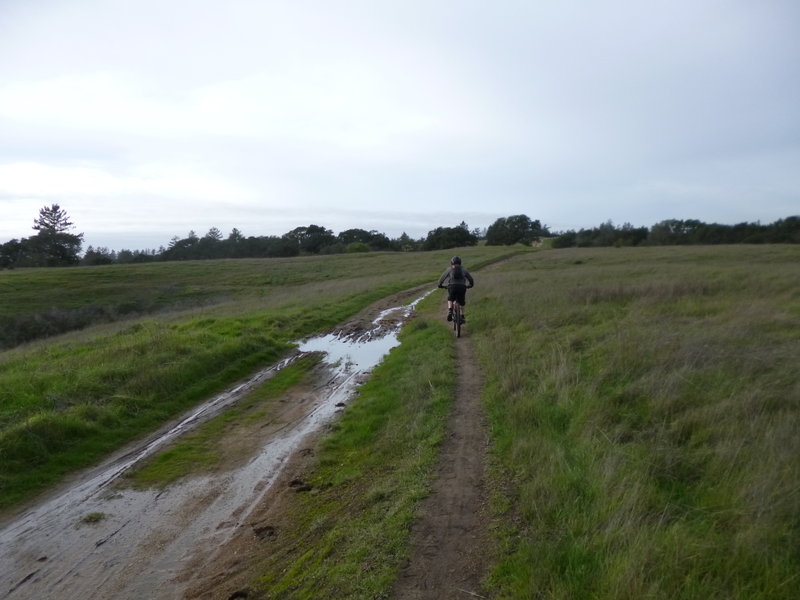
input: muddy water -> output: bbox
[0,292,431,600]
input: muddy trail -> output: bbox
[1,284,490,600]
[393,335,490,600]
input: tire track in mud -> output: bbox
[190,281,498,599]
[392,333,490,600]
[1,280,496,600]
[0,286,434,600]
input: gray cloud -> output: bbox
[1,0,798,250]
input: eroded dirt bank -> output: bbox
[0,285,432,600]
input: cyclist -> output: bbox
[437,256,474,323]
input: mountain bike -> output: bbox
[438,285,469,338]
[452,300,463,338]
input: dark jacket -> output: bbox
[439,265,474,288]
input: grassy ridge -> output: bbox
[469,245,800,599]
[0,253,461,348]
[0,247,512,510]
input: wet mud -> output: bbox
[0,286,432,600]
[392,335,490,599]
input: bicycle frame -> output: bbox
[439,283,466,338]
[452,301,463,337]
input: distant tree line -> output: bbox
[81,222,483,266]
[2,205,797,270]
[1,206,499,268]
[552,217,800,248]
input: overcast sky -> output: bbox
[1,0,798,251]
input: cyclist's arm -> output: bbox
[466,271,474,287]
[438,270,450,287]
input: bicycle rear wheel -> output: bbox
[454,303,462,337]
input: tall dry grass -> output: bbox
[470,245,800,599]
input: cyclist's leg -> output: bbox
[457,287,467,322]
[447,286,453,321]
[450,285,467,323]
[446,285,456,320]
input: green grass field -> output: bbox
[0,247,515,509]
[470,245,800,599]
[0,251,508,348]
[2,244,798,599]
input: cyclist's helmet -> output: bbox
[451,256,462,265]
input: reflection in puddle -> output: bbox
[298,291,430,380]
[299,331,399,372]
[0,291,432,600]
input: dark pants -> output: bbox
[447,284,467,306]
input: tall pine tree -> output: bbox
[31,204,84,266]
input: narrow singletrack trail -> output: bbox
[393,332,490,599]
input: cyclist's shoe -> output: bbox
[447,309,453,322]
[459,316,466,324]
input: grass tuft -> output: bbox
[127,356,320,487]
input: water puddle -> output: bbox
[0,290,432,600]
[299,296,424,371]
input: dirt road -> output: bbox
[1,285,490,599]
